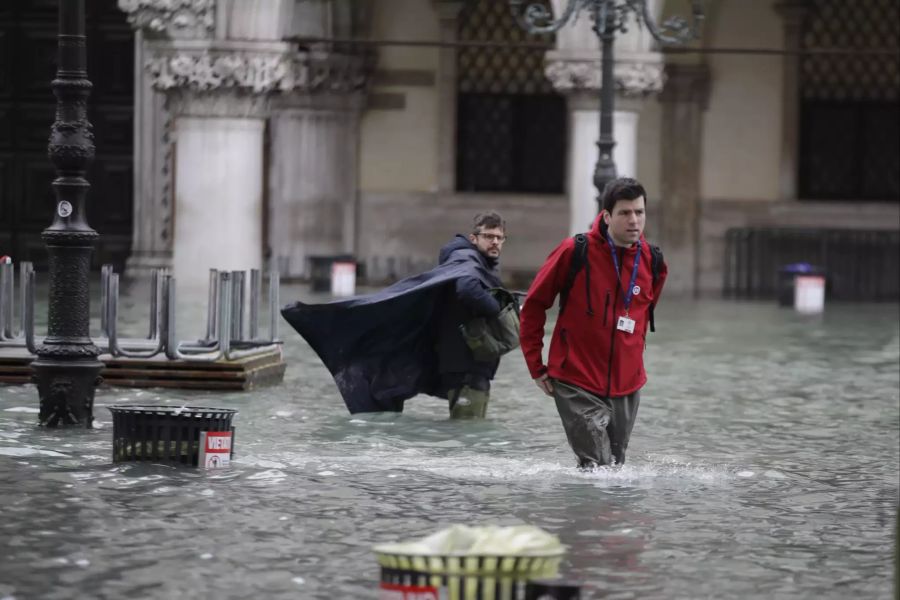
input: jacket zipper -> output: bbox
[605,251,622,399]
[602,290,610,327]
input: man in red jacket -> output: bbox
[519,177,667,468]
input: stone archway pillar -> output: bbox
[658,63,710,297]
[119,0,372,287]
[543,4,665,234]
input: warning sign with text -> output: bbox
[198,431,232,469]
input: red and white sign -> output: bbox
[378,582,442,600]
[198,431,232,469]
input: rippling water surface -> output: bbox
[1,283,898,599]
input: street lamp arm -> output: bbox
[509,0,581,34]
[508,0,706,214]
[631,0,704,45]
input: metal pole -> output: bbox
[148,268,160,340]
[31,0,103,428]
[249,269,260,341]
[231,270,245,343]
[19,262,33,338]
[205,268,219,342]
[100,264,112,338]
[0,261,12,339]
[509,0,702,214]
[268,270,280,342]
[593,11,617,212]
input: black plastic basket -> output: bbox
[108,405,237,466]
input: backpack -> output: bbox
[558,234,664,331]
[459,288,521,361]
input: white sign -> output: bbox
[794,275,825,314]
[331,261,357,297]
[198,431,232,469]
[57,200,73,218]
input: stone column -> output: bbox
[170,104,266,289]
[773,0,812,201]
[434,0,465,192]
[121,0,371,285]
[119,0,218,277]
[268,94,364,278]
[658,64,710,297]
[145,44,293,290]
[266,0,372,278]
[126,29,174,276]
[563,94,644,232]
[544,6,665,235]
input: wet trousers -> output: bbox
[551,379,640,468]
[447,386,490,419]
[440,374,491,419]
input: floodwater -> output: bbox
[1,282,898,599]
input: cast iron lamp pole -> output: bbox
[509,0,703,212]
[31,0,103,428]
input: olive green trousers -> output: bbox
[448,386,490,419]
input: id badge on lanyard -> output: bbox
[616,315,636,333]
[607,234,641,335]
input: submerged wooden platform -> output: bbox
[0,346,286,391]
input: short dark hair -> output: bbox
[601,177,647,214]
[472,210,505,234]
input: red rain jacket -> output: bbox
[519,214,667,398]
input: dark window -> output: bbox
[456,0,566,194]
[800,102,899,199]
[0,0,134,270]
[798,0,899,200]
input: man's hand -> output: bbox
[534,374,554,396]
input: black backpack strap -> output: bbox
[648,244,664,332]
[583,237,594,316]
[559,233,588,316]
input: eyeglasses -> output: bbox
[475,233,507,243]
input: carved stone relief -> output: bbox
[145,50,373,94]
[117,0,215,39]
[545,59,665,96]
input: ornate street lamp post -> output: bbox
[509,0,703,211]
[31,0,103,427]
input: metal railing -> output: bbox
[723,227,900,301]
[0,262,281,362]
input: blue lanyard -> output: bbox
[606,233,641,314]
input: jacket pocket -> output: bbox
[560,328,570,368]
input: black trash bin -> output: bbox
[108,405,236,466]
[777,263,826,307]
[308,254,356,292]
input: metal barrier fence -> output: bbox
[0,262,281,362]
[723,227,900,301]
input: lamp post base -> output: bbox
[33,359,103,428]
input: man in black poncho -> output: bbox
[281,211,508,418]
[434,211,505,418]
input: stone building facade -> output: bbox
[6,1,894,296]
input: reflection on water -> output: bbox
[1,284,898,599]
